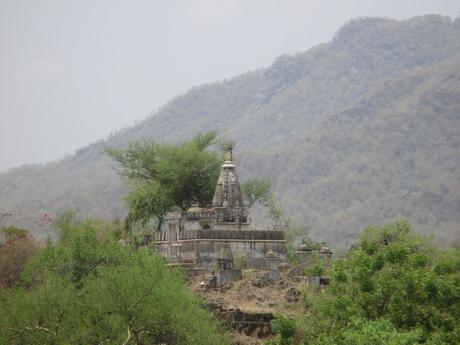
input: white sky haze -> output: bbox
[1,0,459,172]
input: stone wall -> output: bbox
[215,270,243,286]
[147,227,286,268]
[181,229,284,240]
[181,239,285,267]
[152,238,285,268]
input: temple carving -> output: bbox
[212,157,248,223]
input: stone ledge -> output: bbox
[181,229,285,240]
[177,239,287,243]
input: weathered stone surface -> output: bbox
[216,270,243,287]
[251,272,271,287]
[208,302,273,338]
[285,287,301,303]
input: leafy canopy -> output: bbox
[241,178,272,208]
[0,218,229,345]
[276,220,460,345]
[107,131,222,227]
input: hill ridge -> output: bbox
[1,15,459,249]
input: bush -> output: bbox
[0,227,39,289]
[318,318,422,345]
[235,253,248,269]
[0,219,229,345]
[269,316,297,345]
[298,221,460,344]
[307,264,324,277]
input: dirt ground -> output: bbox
[188,269,307,344]
[190,269,305,315]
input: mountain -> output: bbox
[1,15,459,250]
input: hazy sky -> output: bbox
[1,0,459,172]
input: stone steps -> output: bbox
[200,274,217,290]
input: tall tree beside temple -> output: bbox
[106,131,222,228]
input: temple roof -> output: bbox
[212,156,245,211]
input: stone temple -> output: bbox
[150,155,286,268]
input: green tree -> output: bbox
[0,218,229,345]
[241,178,272,208]
[107,131,222,228]
[241,178,286,230]
[53,209,78,244]
[268,316,297,345]
[296,220,460,345]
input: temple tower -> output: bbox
[212,155,247,223]
[154,149,286,268]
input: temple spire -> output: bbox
[212,150,247,223]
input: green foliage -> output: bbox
[268,316,297,345]
[238,176,288,231]
[307,263,324,277]
[53,209,78,244]
[296,221,460,345]
[0,226,29,242]
[241,178,273,208]
[268,198,284,225]
[285,243,301,265]
[125,181,172,229]
[234,253,248,269]
[0,219,229,345]
[284,224,324,265]
[301,238,323,251]
[318,318,422,345]
[107,131,222,227]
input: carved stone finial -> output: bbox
[224,151,232,161]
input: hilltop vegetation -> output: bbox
[0,15,459,249]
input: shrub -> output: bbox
[269,316,297,345]
[0,220,229,345]
[298,221,460,345]
[235,253,248,269]
[0,227,39,289]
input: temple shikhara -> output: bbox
[149,154,286,269]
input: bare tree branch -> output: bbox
[127,273,158,313]
[122,326,131,345]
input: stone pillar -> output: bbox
[170,244,182,263]
[319,246,333,268]
[265,249,280,281]
[214,243,242,287]
[217,243,234,270]
[296,244,313,267]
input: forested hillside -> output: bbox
[1,15,459,249]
